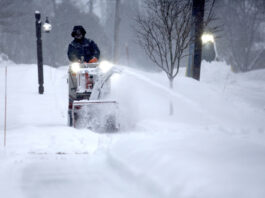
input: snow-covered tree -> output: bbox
[136,0,216,114]
[136,0,193,89]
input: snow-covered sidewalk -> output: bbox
[0,62,265,198]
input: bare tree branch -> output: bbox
[136,0,217,81]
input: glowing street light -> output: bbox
[201,33,214,44]
[43,17,52,33]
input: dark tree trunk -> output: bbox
[89,0,94,14]
[169,78,174,115]
[187,0,205,80]
[113,0,121,63]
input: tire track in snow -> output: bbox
[106,151,168,198]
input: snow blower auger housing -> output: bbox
[67,61,119,131]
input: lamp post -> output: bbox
[34,11,52,94]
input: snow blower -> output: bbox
[67,61,120,131]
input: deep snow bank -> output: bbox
[111,61,265,132]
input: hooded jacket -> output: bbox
[67,26,100,62]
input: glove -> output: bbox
[89,57,98,63]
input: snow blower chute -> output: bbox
[67,61,119,131]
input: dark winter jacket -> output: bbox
[67,38,100,62]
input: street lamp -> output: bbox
[34,11,52,94]
[201,33,214,44]
[43,17,52,33]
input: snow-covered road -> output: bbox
[0,61,265,198]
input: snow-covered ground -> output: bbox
[0,60,265,198]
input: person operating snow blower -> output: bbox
[67,26,119,131]
[67,25,100,63]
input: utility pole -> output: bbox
[35,11,44,94]
[113,0,121,63]
[186,0,205,80]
